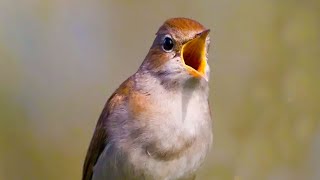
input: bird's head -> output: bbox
[140,17,211,85]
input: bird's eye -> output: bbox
[162,36,174,52]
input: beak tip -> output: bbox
[200,29,210,37]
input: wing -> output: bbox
[82,78,133,180]
[82,94,113,180]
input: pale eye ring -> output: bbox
[162,35,174,52]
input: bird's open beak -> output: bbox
[181,29,210,80]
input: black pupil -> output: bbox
[163,37,173,51]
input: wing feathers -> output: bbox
[82,78,133,180]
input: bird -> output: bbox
[82,17,213,180]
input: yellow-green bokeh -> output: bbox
[0,0,319,180]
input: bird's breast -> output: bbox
[97,78,213,179]
[124,86,212,179]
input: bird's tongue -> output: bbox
[181,30,209,78]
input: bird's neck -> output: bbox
[134,70,209,96]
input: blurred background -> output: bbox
[0,0,319,179]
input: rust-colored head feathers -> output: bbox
[158,18,206,41]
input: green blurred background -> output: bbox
[0,0,319,180]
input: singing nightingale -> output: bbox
[83,17,213,180]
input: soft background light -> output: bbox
[0,0,319,180]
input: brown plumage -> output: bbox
[83,17,212,180]
[83,78,133,180]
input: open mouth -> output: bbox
[181,29,209,79]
